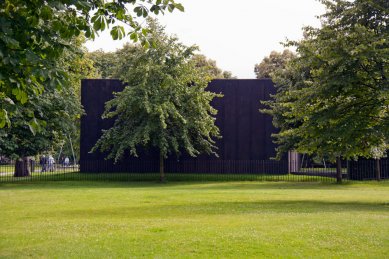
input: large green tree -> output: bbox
[0,0,183,129]
[0,83,82,177]
[92,20,221,182]
[263,0,388,182]
[0,36,96,176]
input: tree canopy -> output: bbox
[254,50,295,79]
[0,0,183,129]
[191,54,236,79]
[86,50,118,79]
[88,48,235,79]
[263,0,388,181]
[0,36,97,175]
[92,20,222,181]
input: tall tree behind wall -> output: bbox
[191,54,236,79]
[86,50,118,79]
[254,50,296,79]
[88,48,235,79]
[92,19,222,182]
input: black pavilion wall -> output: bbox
[80,79,287,173]
[348,159,389,180]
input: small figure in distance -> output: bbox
[64,157,70,167]
[40,154,47,173]
[48,155,55,172]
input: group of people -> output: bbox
[39,155,71,173]
[39,155,55,172]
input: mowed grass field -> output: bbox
[0,181,388,258]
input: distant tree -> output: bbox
[92,20,221,182]
[254,50,296,79]
[110,43,144,79]
[263,0,389,182]
[192,54,235,79]
[192,54,221,78]
[87,50,118,79]
[89,49,235,80]
[222,71,237,79]
[0,0,183,129]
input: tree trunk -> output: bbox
[159,151,165,183]
[375,158,381,181]
[14,157,30,177]
[336,157,342,183]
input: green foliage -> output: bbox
[0,37,94,159]
[191,54,236,79]
[0,0,183,129]
[59,37,99,159]
[0,86,81,159]
[254,50,296,79]
[87,50,118,79]
[108,43,145,79]
[88,49,235,80]
[92,19,221,162]
[264,0,389,161]
[222,71,236,79]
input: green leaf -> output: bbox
[142,8,148,18]
[134,6,143,17]
[51,1,66,10]
[130,32,138,42]
[93,20,101,31]
[40,5,53,20]
[20,91,28,104]
[111,27,119,40]
[175,3,184,12]
[27,118,40,136]
[143,40,150,49]
[116,9,125,20]
[0,109,10,128]
[2,36,20,48]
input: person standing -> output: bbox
[64,157,70,167]
[40,155,47,173]
[48,155,55,172]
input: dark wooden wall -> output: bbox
[348,159,389,180]
[80,79,286,173]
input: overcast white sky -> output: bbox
[85,0,325,79]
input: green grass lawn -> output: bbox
[1,181,388,258]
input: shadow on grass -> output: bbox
[57,199,389,219]
[0,179,347,191]
[1,177,388,192]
